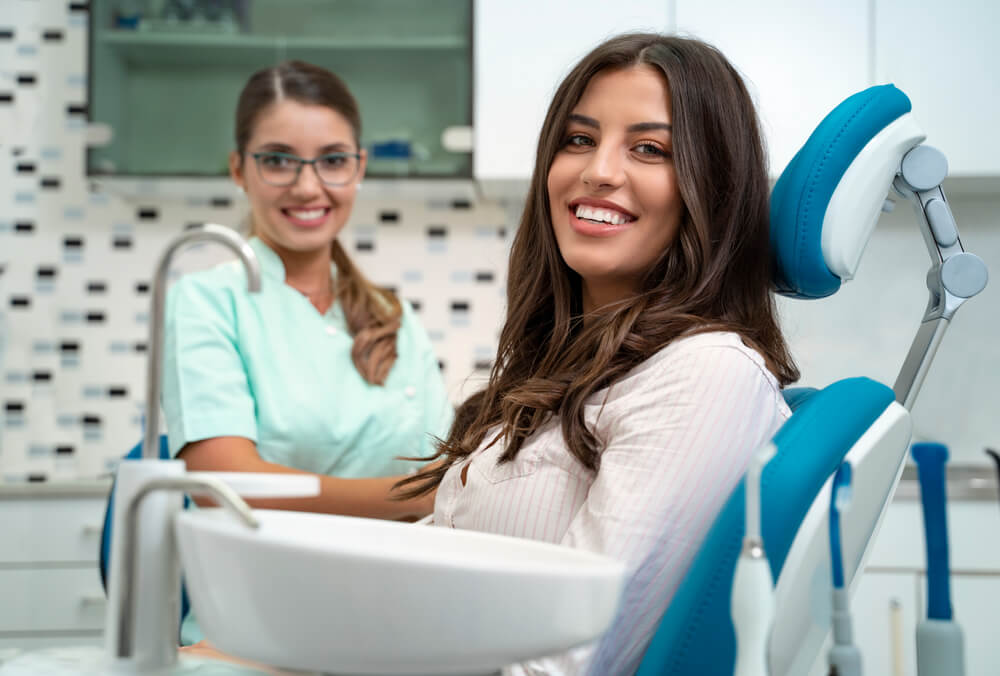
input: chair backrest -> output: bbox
[637,84,925,675]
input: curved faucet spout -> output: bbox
[143,224,261,460]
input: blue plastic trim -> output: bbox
[637,377,895,676]
[829,462,853,590]
[911,442,953,621]
[770,85,911,299]
[99,436,192,628]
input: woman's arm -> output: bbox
[179,436,435,519]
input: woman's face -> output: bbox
[547,65,683,312]
[230,99,366,257]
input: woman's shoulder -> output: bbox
[629,331,779,389]
[170,259,257,298]
[166,261,257,323]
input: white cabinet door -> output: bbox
[473,0,670,181]
[875,0,1000,176]
[0,498,107,564]
[852,571,921,676]
[802,570,920,676]
[866,502,1000,573]
[950,575,1000,676]
[674,0,870,176]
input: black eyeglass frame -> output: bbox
[248,150,363,187]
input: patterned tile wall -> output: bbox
[0,1,517,481]
[3,2,999,480]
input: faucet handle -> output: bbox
[186,472,320,498]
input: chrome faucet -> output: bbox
[109,223,263,664]
[142,223,261,459]
[116,475,259,659]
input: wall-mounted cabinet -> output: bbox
[473,0,669,182]
[875,0,1000,177]
[673,0,870,176]
[88,0,473,179]
[474,0,998,184]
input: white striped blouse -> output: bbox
[431,331,792,675]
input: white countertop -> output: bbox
[0,478,113,499]
[0,467,995,502]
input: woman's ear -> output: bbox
[229,150,245,191]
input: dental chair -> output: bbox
[637,84,987,675]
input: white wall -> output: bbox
[779,190,1000,465]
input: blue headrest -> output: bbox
[770,85,911,298]
[637,377,895,675]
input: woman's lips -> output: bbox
[568,206,633,237]
[282,207,331,228]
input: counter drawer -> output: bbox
[0,498,107,564]
[0,567,106,632]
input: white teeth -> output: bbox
[289,208,325,220]
[574,205,630,225]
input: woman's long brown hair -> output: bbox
[399,34,799,496]
[235,60,401,384]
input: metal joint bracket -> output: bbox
[891,145,988,409]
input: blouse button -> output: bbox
[325,326,338,336]
[404,386,416,398]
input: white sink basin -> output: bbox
[174,509,625,675]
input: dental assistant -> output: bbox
[162,61,452,526]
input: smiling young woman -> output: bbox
[161,61,453,645]
[397,33,800,674]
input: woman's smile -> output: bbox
[281,206,333,228]
[567,198,637,237]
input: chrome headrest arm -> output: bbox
[891,145,988,410]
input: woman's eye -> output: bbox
[634,143,669,158]
[320,155,347,168]
[262,154,292,168]
[564,134,594,148]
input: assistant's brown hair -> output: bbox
[400,33,799,496]
[235,60,401,385]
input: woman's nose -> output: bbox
[580,144,625,189]
[291,163,324,196]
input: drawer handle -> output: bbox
[81,524,103,537]
[80,595,107,607]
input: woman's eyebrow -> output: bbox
[567,114,671,133]
[318,143,353,153]
[627,121,672,133]
[568,113,599,129]
[256,142,295,152]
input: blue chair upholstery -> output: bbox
[638,84,915,675]
[99,436,191,628]
[780,386,817,412]
[637,378,893,674]
[770,84,911,299]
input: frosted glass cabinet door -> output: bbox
[473,0,669,181]
[674,0,870,176]
[88,0,473,178]
[875,0,1000,176]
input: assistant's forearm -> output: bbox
[189,455,428,519]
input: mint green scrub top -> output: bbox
[163,236,453,473]
[162,237,454,645]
